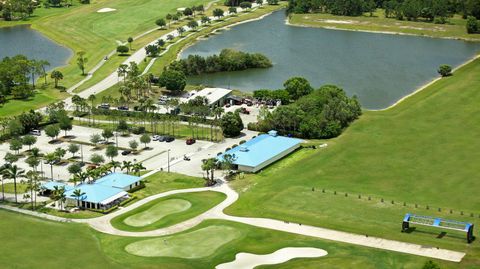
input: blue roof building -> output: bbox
[41,182,74,192]
[65,184,128,206]
[95,173,142,190]
[218,131,303,173]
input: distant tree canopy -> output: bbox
[168,49,272,76]
[287,0,480,22]
[251,81,362,139]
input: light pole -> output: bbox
[167,149,170,173]
[80,144,84,164]
[115,131,119,147]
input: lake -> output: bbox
[0,25,72,71]
[181,11,480,109]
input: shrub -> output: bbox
[466,16,479,34]
[438,64,452,77]
[116,45,129,55]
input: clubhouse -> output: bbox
[41,173,142,210]
[218,130,303,173]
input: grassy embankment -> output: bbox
[0,0,212,117]
[111,191,226,231]
[289,9,480,41]
[0,209,435,269]
[226,57,480,267]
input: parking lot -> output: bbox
[0,125,258,182]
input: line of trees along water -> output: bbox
[287,0,480,26]
[169,49,272,76]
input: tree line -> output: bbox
[0,55,50,101]
[249,77,362,139]
[167,49,272,76]
[1,0,90,21]
[287,0,480,26]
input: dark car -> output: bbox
[117,106,129,111]
[186,138,196,145]
[121,150,132,156]
[165,136,175,142]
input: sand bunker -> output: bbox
[97,8,116,13]
[216,247,328,269]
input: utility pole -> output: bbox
[167,149,170,173]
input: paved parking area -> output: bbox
[0,125,258,181]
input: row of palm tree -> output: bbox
[69,160,146,186]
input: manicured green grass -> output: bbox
[111,191,226,231]
[101,219,440,269]
[0,209,446,268]
[125,225,242,258]
[0,88,69,117]
[226,57,480,266]
[0,209,122,269]
[289,9,480,41]
[2,183,29,194]
[134,171,205,200]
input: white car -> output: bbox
[30,129,41,136]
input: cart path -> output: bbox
[1,180,465,262]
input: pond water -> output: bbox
[0,25,72,71]
[181,11,480,109]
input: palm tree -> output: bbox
[3,164,25,203]
[213,107,224,141]
[25,170,40,210]
[0,164,7,201]
[72,189,85,208]
[50,70,63,88]
[117,64,128,83]
[88,94,96,125]
[122,161,133,175]
[109,161,121,172]
[53,186,66,210]
[132,162,146,176]
[44,153,59,180]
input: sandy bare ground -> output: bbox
[97,8,116,13]
[215,247,327,269]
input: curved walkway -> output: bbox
[1,179,463,262]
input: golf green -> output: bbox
[111,191,226,232]
[124,199,192,227]
[124,225,242,258]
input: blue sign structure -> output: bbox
[402,213,475,243]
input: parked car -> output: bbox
[117,106,129,111]
[183,155,191,161]
[152,135,160,141]
[158,135,166,142]
[98,103,110,109]
[186,138,196,145]
[240,107,250,115]
[165,136,175,142]
[30,129,41,136]
[121,150,132,156]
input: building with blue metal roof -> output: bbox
[218,130,303,173]
[41,173,141,210]
[95,173,142,191]
[65,184,128,210]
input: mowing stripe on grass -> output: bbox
[124,199,191,227]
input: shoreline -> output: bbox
[368,53,480,112]
[285,17,480,43]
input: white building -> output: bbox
[187,88,232,107]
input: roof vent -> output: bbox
[268,130,278,137]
